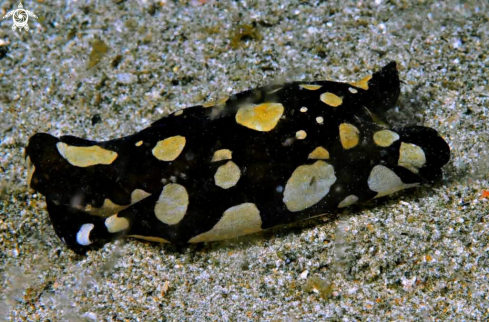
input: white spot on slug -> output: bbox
[76,223,95,246]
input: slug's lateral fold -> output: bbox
[25,62,450,253]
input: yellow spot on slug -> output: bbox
[398,142,426,174]
[152,136,186,161]
[338,195,359,208]
[350,75,372,90]
[154,184,189,225]
[299,84,322,90]
[105,215,130,233]
[348,87,358,94]
[127,235,170,243]
[88,189,151,216]
[320,92,343,107]
[235,102,284,132]
[308,147,330,160]
[131,189,152,204]
[368,165,418,198]
[57,142,118,167]
[211,149,233,162]
[339,123,360,149]
[316,117,324,124]
[174,110,183,116]
[188,203,262,243]
[373,130,400,147]
[88,199,123,216]
[135,140,143,147]
[296,130,307,140]
[283,161,337,212]
[214,161,241,189]
[300,107,308,113]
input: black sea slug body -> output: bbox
[25,62,450,253]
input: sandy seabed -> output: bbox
[0,1,488,321]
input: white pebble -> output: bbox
[117,73,137,84]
